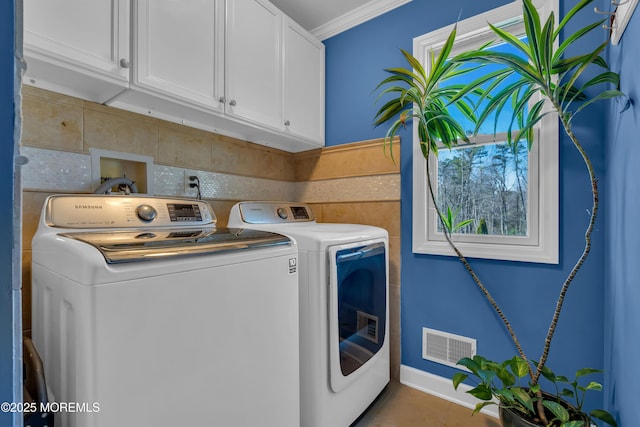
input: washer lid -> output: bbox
[58,227,291,264]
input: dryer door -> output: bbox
[328,239,387,393]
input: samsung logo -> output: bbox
[74,204,103,209]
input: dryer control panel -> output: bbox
[234,202,316,224]
[45,195,216,229]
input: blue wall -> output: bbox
[325,0,610,415]
[0,0,16,425]
[604,3,640,425]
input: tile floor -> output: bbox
[352,381,501,427]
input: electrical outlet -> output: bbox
[183,170,195,195]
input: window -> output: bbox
[436,136,529,237]
[412,0,559,263]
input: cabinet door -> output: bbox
[23,0,129,101]
[284,19,325,145]
[133,0,224,112]
[226,0,283,130]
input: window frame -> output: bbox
[411,0,559,264]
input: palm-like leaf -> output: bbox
[373,26,473,157]
[451,0,623,148]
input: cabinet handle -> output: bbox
[219,97,226,103]
[284,120,291,126]
[229,99,237,107]
[119,58,130,68]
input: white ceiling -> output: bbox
[270,0,412,40]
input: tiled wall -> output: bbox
[20,86,402,379]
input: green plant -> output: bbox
[373,0,623,425]
[440,206,474,233]
[453,355,617,427]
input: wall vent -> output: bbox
[422,327,476,371]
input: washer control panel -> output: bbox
[236,202,316,224]
[45,195,216,228]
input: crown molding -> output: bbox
[311,0,412,41]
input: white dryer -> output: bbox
[228,201,389,427]
[31,195,300,427]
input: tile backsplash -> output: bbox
[22,145,296,200]
[21,147,92,192]
[296,174,400,203]
[156,165,295,201]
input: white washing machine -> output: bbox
[31,195,300,427]
[228,201,390,427]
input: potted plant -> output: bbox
[373,0,622,425]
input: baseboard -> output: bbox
[399,364,499,419]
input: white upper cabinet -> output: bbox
[225,0,283,131]
[129,0,225,113]
[23,0,325,152]
[225,2,325,145]
[23,0,130,103]
[283,18,325,144]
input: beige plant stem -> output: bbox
[532,101,599,385]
